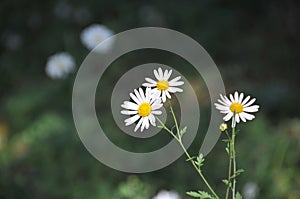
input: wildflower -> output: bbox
[242,182,259,199]
[152,190,181,199]
[219,123,228,132]
[215,91,259,127]
[121,87,162,132]
[142,67,184,102]
[80,24,114,53]
[45,52,75,79]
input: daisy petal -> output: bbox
[240,112,255,121]
[165,70,172,80]
[158,67,163,79]
[165,91,171,99]
[239,93,244,103]
[125,114,140,126]
[241,96,251,105]
[162,91,166,102]
[134,89,143,103]
[234,91,239,102]
[168,87,183,93]
[152,110,162,115]
[169,81,184,86]
[134,118,143,132]
[142,83,155,87]
[121,110,138,115]
[145,77,157,84]
[223,112,233,121]
[163,69,169,80]
[154,69,160,80]
[130,93,141,104]
[243,105,259,113]
[121,101,139,110]
[169,76,181,83]
[149,114,156,126]
[244,98,256,107]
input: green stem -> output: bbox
[225,145,232,199]
[231,126,236,199]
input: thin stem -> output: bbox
[157,101,219,199]
[225,145,232,199]
[231,126,236,199]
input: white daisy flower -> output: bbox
[121,87,163,132]
[45,52,75,79]
[142,67,184,102]
[152,190,181,199]
[80,24,114,53]
[214,91,259,128]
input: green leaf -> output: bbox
[236,192,243,199]
[198,191,215,199]
[179,126,187,136]
[186,191,201,197]
[157,125,164,129]
[236,169,245,175]
[195,153,205,169]
[225,143,230,155]
[222,179,230,186]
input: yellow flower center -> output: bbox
[138,103,152,117]
[230,103,243,113]
[156,80,169,91]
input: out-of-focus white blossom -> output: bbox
[45,52,75,79]
[80,24,114,53]
[242,182,259,199]
[152,190,181,199]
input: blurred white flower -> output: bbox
[242,182,259,199]
[45,52,75,79]
[80,24,114,53]
[153,190,181,199]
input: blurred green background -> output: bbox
[0,0,300,198]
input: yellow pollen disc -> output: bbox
[230,103,243,114]
[156,80,169,91]
[138,103,152,117]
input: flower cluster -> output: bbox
[121,67,184,132]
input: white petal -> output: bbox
[240,112,255,121]
[162,91,166,102]
[121,101,138,110]
[165,70,172,80]
[235,114,240,123]
[163,69,169,80]
[125,114,140,126]
[145,117,150,129]
[158,67,163,79]
[223,112,233,121]
[217,99,229,106]
[149,114,156,126]
[142,83,156,87]
[134,89,143,103]
[134,118,143,132]
[243,105,259,113]
[215,104,229,111]
[138,87,146,102]
[152,110,162,115]
[229,94,235,103]
[130,93,141,104]
[145,77,157,84]
[121,110,138,115]
[169,81,184,86]
[242,96,251,105]
[152,103,163,110]
[220,94,231,106]
[234,91,239,102]
[165,91,171,99]
[239,113,246,122]
[169,76,181,83]
[239,93,244,103]
[168,87,183,93]
[244,98,256,107]
[153,69,160,80]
